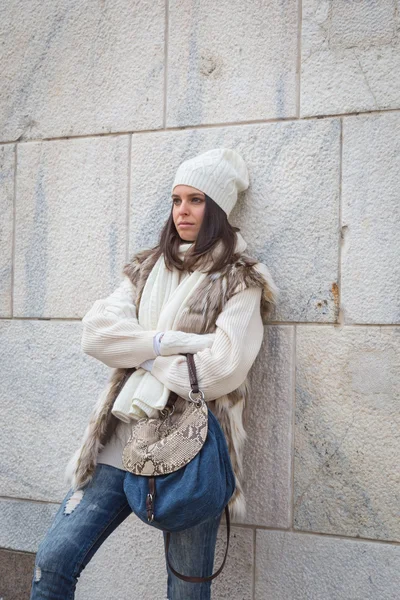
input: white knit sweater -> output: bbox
[81,272,264,470]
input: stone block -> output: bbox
[76,515,166,600]
[77,516,254,600]
[0,145,14,317]
[0,548,36,600]
[166,0,298,126]
[241,326,294,528]
[342,112,400,324]
[130,119,340,322]
[301,0,400,116]
[0,499,58,552]
[0,0,165,141]
[213,525,254,600]
[255,529,400,600]
[0,319,109,502]
[14,135,129,318]
[295,325,400,541]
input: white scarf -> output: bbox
[111,232,247,422]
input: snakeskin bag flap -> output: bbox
[122,354,208,476]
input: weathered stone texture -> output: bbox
[166,0,298,126]
[301,0,400,116]
[130,118,340,322]
[255,530,400,600]
[242,325,294,528]
[0,0,165,141]
[213,525,254,600]
[295,325,400,542]
[76,517,253,600]
[0,145,15,317]
[14,135,129,318]
[0,548,36,600]
[342,112,400,324]
[0,320,109,502]
[0,499,59,553]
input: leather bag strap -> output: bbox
[164,354,231,582]
[164,505,231,583]
[186,353,199,394]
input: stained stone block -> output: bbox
[0,145,14,317]
[0,548,36,600]
[342,112,400,324]
[166,0,297,126]
[130,119,340,322]
[14,135,129,318]
[0,499,58,552]
[295,325,400,542]
[241,326,293,528]
[0,0,165,141]
[301,0,400,116]
[255,530,400,600]
[0,320,109,502]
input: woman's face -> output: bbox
[171,185,206,242]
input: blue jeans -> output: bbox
[29,464,221,600]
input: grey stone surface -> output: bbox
[0,0,165,141]
[0,499,58,552]
[213,525,254,600]
[130,119,341,322]
[0,145,15,318]
[58,515,166,600]
[14,135,129,318]
[76,515,253,600]
[341,112,400,324]
[0,548,36,600]
[301,0,400,116]
[255,529,400,600]
[241,326,294,528]
[0,319,109,502]
[295,325,400,542]
[166,0,297,126]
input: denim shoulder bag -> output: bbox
[122,353,236,583]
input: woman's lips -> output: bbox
[179,223,194,227]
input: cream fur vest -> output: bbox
[65,245,278,520]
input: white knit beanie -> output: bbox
[171,148,249,217]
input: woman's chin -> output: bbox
[178,233,196,243]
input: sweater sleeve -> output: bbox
[81,277,217,368]
[150,286,264,401]
[81,277,158,368]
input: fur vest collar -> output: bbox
[65,245,278,520]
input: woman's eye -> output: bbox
[172,198,203,204]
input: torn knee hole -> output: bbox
[34,566,42,582]
[64,489,84,515]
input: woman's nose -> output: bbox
[178,202,190,214]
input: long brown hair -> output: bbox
[151,194,241,275]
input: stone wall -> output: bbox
[0,1,399,599]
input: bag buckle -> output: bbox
[146,493,154,522]
[188,389,205,408]
[160,404,176,419]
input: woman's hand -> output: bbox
[139,358,155,372]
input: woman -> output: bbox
[30,148,278,600]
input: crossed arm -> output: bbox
[81,276,264,400]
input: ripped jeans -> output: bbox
[29,464,221,600]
